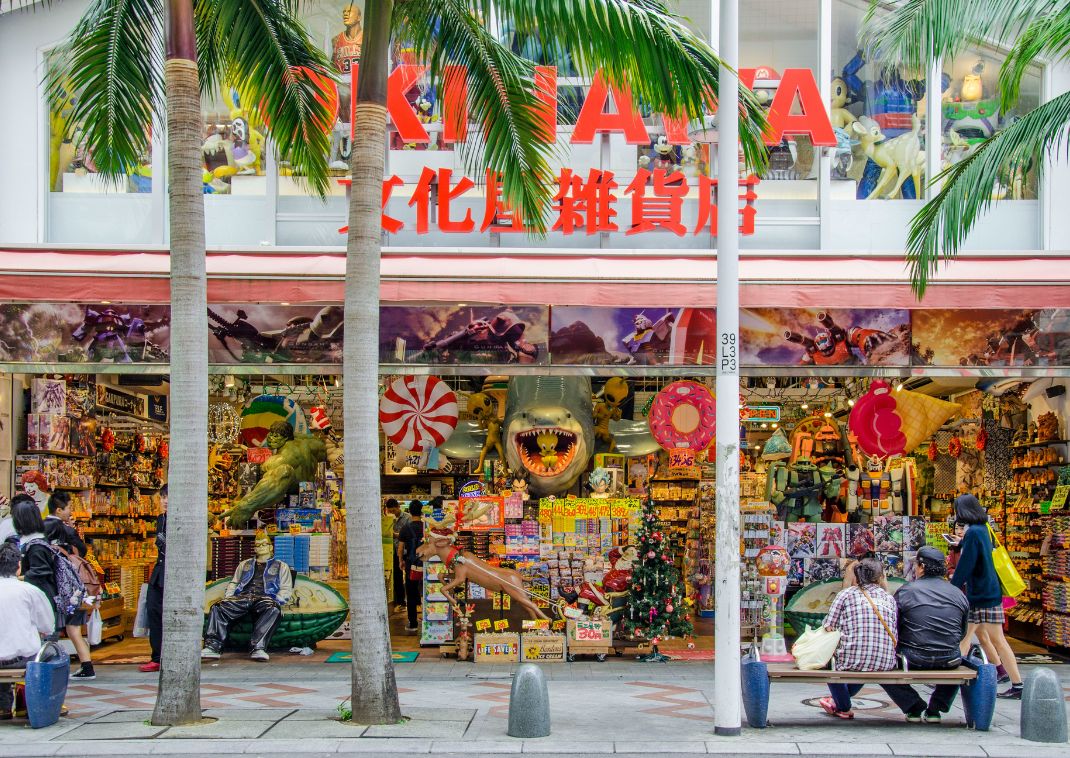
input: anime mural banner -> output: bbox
[912,309,1070,367]
[739,308,911,367]
[207,305,344,364]
[0,303,170,364]
[380,305,549,365]
[550,307,717,365]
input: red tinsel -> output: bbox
[976,428,988,451]
[101,427,115,452]
[158,441,169,459]
[949,435,962,459]
[927,440,938,461]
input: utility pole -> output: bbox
[713,0,742,737]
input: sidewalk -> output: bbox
[1,660,1068,757]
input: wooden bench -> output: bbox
[741,656,997,731]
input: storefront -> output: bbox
[0,296,1068,660]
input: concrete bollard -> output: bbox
[507,663,551,738]
[1021,668,1069,743]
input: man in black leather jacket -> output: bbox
[881,546,969,723]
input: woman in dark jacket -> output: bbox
[949,494,1021,699]
[12,498,58,626]
[139,486,167,673]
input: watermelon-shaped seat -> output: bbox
[202,575,348,650]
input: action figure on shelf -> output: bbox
[508,470,531,501]
[222,422,326,526]
[202,531,293,661]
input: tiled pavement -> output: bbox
[0,660,1068,756]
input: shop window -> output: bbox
[832,0,926,200]
[46,51,152,195]
[200,89,267,197]
[942,49,1041,200]
[742,0,819,194]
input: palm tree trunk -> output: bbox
[343,0,401,725]
[152,0,209,727]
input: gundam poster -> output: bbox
[739,308,911,367]
[207,304,344,364]
[549,307,717,365]
[380,304,549,365]
[0,303,169,363]
[911,309,1070,367]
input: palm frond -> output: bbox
[863,0,1059,70]
[1000,7,1070,109]
[905,92,1070,297]
[45,0,164,182]
[197,0,334,197]
[475,0,769,173]
[397,0,560,232]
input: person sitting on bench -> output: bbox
[881,546,969,723]
[201,532,293,662]
[819,557,899,719]
[0,543,56,719]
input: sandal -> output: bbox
[819,696,854,719]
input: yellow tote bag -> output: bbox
[988,523,1026,598]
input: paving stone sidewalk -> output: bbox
[0,660,1067,756]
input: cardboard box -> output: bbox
[521,633,566,662]
[474,632,520,663]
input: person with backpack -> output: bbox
[396,500,425,633]
[139,486,166,673]
[12,498,94,680]
[45,492,96,680]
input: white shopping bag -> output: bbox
[791,625,841,670]
[87,608,103,645]
[132,583,150,638]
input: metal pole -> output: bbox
[714,0,742,737]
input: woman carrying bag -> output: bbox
[949,494,1023,700]
[818,557,898,719]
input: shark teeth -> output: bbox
[515,427,578,477]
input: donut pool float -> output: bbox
[648,380,716,450]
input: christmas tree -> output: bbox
[621,497,693,660]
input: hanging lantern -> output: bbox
[976,427,988,451]
[949,434,963,458]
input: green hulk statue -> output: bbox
[223,421,326,526]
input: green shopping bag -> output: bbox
[988,523,1026,598]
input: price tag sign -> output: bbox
[475,619,492,632]
[1052,485,1070,510]
[551,619,565,631]
[493,619,510,632]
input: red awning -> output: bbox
[0,246,1067,308]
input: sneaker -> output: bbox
[138,661,161,673]
[250,649,269,662]
[905,710,924,723]
[997,685,1023,700]
[923,710,942,724]
[200,647,221,660]
[997,673,1010,684]
[394,605,407,613]
[818,697,854,719]
[404,626,419,633]
[71,666,96,680]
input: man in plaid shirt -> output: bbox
[819,558,899,718]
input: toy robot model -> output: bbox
[623,312,675,365]
[784,312,893,366]
[72,306,167,363]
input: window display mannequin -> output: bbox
[331,3,363,74]
[201,532,293,661]
[21,471,51,515]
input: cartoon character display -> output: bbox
[588,467,612,498]
[222,421,327,525]
[638,136,681,172]
[851,115,923,200]
[784,312,894,366]
[467,392,503,473]
[21,471,51,515]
